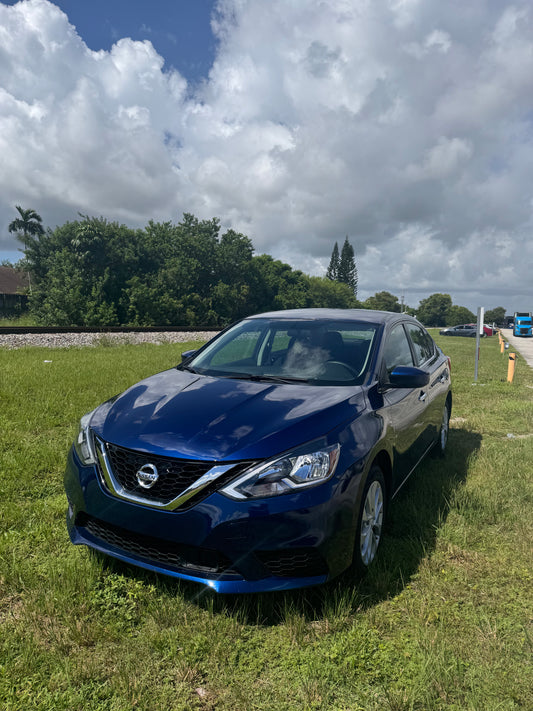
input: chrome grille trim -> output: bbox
[93,434,238,511]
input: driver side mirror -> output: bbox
[181,349,197,362]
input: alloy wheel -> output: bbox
[359,479,384,566]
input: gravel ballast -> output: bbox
[0,331,219,350]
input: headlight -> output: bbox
[73,410,96,465]
[220,443,340,500]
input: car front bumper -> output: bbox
[64,448,361,593]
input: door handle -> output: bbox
[419,391,427,402]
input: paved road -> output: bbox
[500,328,533,369]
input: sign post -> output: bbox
[474,307,484,381]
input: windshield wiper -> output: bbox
[216,372,311,384]
[258,374,312,384]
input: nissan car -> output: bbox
[65,309,452,593]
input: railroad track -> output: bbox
[0,325,219,335]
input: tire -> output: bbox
[432,401,450,458]
[354,465,386,571]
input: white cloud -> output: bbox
[0,0,532,312]
[406,137,473,180]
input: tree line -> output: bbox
[6,206,506,327]
[8,211,357,326]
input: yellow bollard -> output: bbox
[507,352,516,383]
[500,339,505,354]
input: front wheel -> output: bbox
[354,466,386,571]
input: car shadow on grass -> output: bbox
[197,427,482,625]
[98,427,482,626]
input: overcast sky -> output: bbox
[1,0,532,312]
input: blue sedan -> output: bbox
[65,309,452,593]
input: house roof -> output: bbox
[0,266,29,294]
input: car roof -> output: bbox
[246,308,419,326]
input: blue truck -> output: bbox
[513,311,532,337]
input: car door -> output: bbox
[379,322,430,490]
[404,322,449,450]
[461,325,475,337]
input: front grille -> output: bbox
[102,440,214,502]
[79,514,240,578]
[255,548,328,578]
[94,437,251,509]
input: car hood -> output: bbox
[90,368,366,461]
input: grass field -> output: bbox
[1,333,532,710]
[0,314,38,327]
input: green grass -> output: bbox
[0,313,38,327]
[1,335,532,710]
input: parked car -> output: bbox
[468,323,495,337]
[65,309,452,593]
[439,324,479,337]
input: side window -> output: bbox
[405,323,434,365]
[383,324,414,373]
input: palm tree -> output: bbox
[8,205,45,249]
[8,206,45,295]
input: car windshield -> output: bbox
[184,318,378,385]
